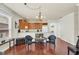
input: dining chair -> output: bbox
[25,35,33,51]
[47,35,56,50]
[67,36,79,55]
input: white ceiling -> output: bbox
[4,3,75,21]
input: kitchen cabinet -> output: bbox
[19,19,28,29]
[35,23,42,29]
[16,37,25,46]
[28,23,42,29]
[19,19,48,31]
[28,23,36,29]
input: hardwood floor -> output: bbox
[5,38,72,55]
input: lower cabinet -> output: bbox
[16,38,25,46]
[0,43,9,54]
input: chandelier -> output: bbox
[24,3,45,21]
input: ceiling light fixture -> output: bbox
[24,3,41,10]
[24,3,44,21]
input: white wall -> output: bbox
[58,6,79,45]
[75,4,79,36]
[55,22,61,37]
[58,12,75,45]
[74,6,78,45]
[48,23,57,35]
[58,12,76,45]
[0,4,23,52]
[78,7,79,35]
[0,4,23,37]
[0,16,8,24]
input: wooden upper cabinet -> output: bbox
[28,23,36,29]
[19,19,47,29]
[42,23,48,25]
[19,19,28,29]
[35,23,42,29]
[28,23,42,29]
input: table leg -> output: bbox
[13,39,15,47]
[68,48,70,55]
[9,41,11,48]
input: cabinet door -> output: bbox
[16,38,25,46]
[28,23,36,29]
[35,23,42,29]
[39,23,42,29]
[19,19,28,29]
